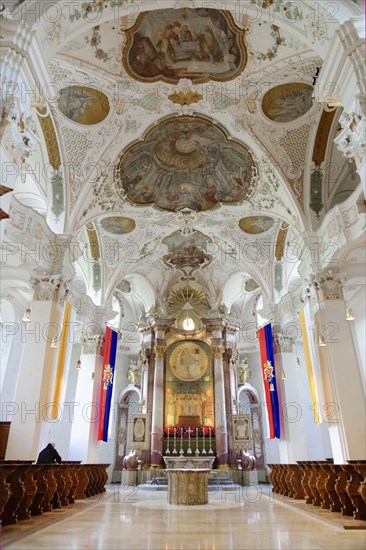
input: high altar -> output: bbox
[116,314,265,473]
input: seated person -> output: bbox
[37,442,62,464]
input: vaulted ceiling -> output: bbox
[1,0,364,325]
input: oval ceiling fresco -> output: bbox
[261,83,313,123]
[123,8,247,84]
[58,86,110,125]
[244,278,260,292]
[239,216,275,234]
[100,216,136,234]
[116,116,257,212]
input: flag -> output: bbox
[258,324,281,438]
[97,326,118,442]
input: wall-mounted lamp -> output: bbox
[295,357,301,368]
[76,359,81,370]
[50,337,58,348]
[281,370,287,380]
[346,307,355,321]
[22,307,31,323]
[318,335,327,347]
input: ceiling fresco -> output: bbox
[261,83,314,123]
[239,216,275,234]
[116,116,257,212]
[100,216,136,235]
[123,8,247,84]
[57,86,110,125]
[162,230,212,277]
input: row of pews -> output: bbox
[0,461,110,526]
[268,460,366,521]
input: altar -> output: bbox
[166,469,210,505]
[164,456,215,505]
[163,456,215,470]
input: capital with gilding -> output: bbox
[212,344,225,358]
[154,345,166,358]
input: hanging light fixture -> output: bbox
[50,337,58,348]
[346,307,355,321]
[22,307,31,323]
[295,357,301,368]
[76,359,81,370]
[318,335,327,347]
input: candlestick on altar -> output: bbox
[202,429,207,454]
[208,428,213,454]
[179,427,184,455]
[166,428,170,454]
[195,427,199,455]
[187,427,192,454]
[172,427,177,454]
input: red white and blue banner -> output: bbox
[258,324,281,439]
[97,326,118,442]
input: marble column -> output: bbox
[150,319,174,466]
[312,272,366,462]
[150,345,165,466]
[68,335,104,463]
[5,276,63,460]
[212,344,229,467]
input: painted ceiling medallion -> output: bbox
[57,86,110,125]
[163,230,212,276]
[100,216,136,235]
[244,278,260,292]
[116,116,257,212]
[262,83,314,123]
[123,8,247,84]
[239,216,275,234]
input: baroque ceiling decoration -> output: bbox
[57,86,110,125]
[116,115,258,212]
[5,0,361,314]
[261,83,314,123]
[100,216,136,235]
[166,284,212,329]
[239,216,275,234]
[122,8,247,84]
[162,230,212,277]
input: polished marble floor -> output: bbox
[4,486,366,550]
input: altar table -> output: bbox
[166,469,210,505]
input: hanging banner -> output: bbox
[97,326,118,442]
[50,301,72,420]
[258,323,281,439]
[299,302,326,423]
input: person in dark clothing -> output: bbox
[37,442,62,464]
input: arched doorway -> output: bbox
[237,383,265,470]
[113,388,141,475]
